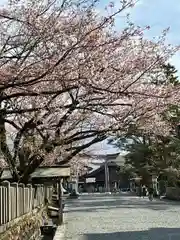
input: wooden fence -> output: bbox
[0,181,53,226]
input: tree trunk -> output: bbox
[19,154,44,183]
[0,117,20,181]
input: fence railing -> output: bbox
[0,181,53,226]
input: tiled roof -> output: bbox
[1,165,70,180]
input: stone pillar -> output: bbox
[27,184,32,212]
[56,182,58,195]
[19,183,25,215]
[33,184,38,208]
[58,178,63,225]
[11,183,18,219]
[3,186,7,223]
[2,181,11,222]
[105,161,110,192]
[0,186,5,225]
[152,175,158,195]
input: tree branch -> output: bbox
[57,134,107,165]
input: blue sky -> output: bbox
[1,0,179,72]
[98,0,180,73]
[95,0,180,154]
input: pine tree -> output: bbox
[162,63,179,85]
[110,64,180,185]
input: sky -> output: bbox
[98,0,180,73]
[1,0,180,155]
[1,0,179,72]
[93,0,180,154]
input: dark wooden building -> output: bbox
[79,161,130,192]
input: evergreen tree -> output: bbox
[162,63,179,85]
[110,63,180,185]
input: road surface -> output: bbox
[64,194,180,240]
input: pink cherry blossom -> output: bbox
[0,0,179,181]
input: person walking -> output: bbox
[139,185,142,197]
[142,185,146,198]
[148,186,154,201]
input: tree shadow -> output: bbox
[64,203,170,213]
[64,195,179,213]
[83,228,180,240]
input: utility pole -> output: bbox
[104,159,110,192]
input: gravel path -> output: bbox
[64,194,180,240]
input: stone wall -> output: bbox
[0,206,48,240]
[166,187,180,200]
[0,181,52,229]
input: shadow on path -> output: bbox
[83,228,180,240]
[64,195,180,213]
[64,205,170,213]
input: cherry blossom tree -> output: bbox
[0,0,179,182]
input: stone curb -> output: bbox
[53,224,65,240]
[53,204,68,240]
[80,192,136,197]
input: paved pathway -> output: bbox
[64,194,180,240]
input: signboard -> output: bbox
[86,178,96,183]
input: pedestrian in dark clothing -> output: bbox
[142,185,146,198]
[139,186,142,197]
[148,186,154,201]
